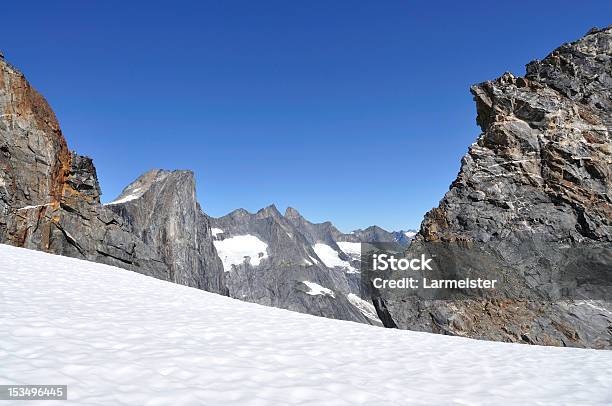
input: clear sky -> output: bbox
[1,1,610,231]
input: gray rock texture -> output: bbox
[212,206,382,324]
[0,56,226,294]
[106,169,225,293]
[372,27,612,349]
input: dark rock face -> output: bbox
[211,206,382,324]
[106,169,226,293]
[0,56,226,294]
[375,27,612,349]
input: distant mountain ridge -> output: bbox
[209,205,413,324]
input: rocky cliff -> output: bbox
[106,169,225,293]
[373,27,611,348]
[0,55,225,294]
[0,56,70,240]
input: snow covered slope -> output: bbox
[1,244,611,406]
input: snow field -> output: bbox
[1,244,611,405]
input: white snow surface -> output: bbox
[105,187,143,205]
[301,281,335,298]
[210,228,224,239]
[346,293,380,323]
[213,234,268,271]
[1,244,612,406]
[404,231,417,239]
[312,243,357,273]
[16,203,53,211]
[337,241,361,258]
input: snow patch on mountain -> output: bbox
[213,235,268,271]
[337,241,361,258]
[105,187,143,205]
[211,228,224,238]
[301,281,335,298]
[312,243,356,273]
[1,244,612,405]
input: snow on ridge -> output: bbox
[213,234,268,271]
[105,187,143,205]
[301,281,335,298]
[404,231,417,238]
[312,243,357,273]
[1,244,612,405]
[347,293,380,322]
[337,241,361,257]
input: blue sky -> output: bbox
[1,1,610,231]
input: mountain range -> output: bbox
[0,26,609,348]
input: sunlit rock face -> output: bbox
[0,56,71,239]
[106,169,226,294]
[375,26,612,349]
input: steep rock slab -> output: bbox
[106,169,226,294]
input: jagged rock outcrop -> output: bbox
[0,55,226,293]
[106,169,225,293]
[373,27,612,349]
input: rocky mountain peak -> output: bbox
[256,204,283,219]
[105,168,225,291]
[106,169,194,206]
[226,208,251,218]
[284,206,303,219]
